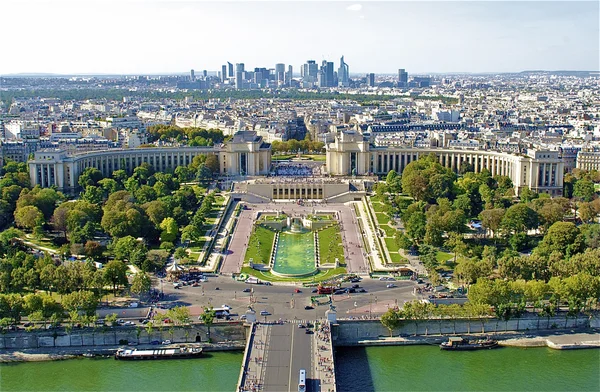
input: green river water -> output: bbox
[336,345,600,392]
[1,346,598,391]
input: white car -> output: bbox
[386,283,396,288]
[221,305,232,310]
[162,340,171,345]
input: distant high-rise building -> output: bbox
[286,65,293,85]
[202,70,207,78]
[275,63,285,83]
[236,63,245,73]
[221,65,227,82]
[227,62,234,78]
[317,70,326,87]
[398,68,408,87]
[190,69,195,81]
[368,73,375,87]
[302,60,318,83]
[338,56,349,87]
[235,63,245,89]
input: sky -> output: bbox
[1,0,598,75]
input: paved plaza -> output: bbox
[221,202,369,275]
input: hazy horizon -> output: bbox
[2,0,598,75]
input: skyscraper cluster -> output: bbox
[219,61,293,89]
[300,56,350,88]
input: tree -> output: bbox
[405,211,427,243]
[205,154,220,174]
[105,313,118,326]
[200,307,216,342]
[78,167,103,188]
[113,236,139,261]
[130,273,152,297]
[501,204,539,235]
[535,222,584,258]
[573,179,595,202]
[159,217,179,243]
[479,208,504,239]
[84,241,104,260]
[103,260,128,295]
[169,306,192,326]
[380,308,402,337]
[62,290,98,316]
[14,205,44,231]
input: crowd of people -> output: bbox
[271,163,318,177]
[316,323,335,389]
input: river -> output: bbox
[0,351,243,392]
[1,346,598,391]
[335,345,600,392]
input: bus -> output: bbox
[298,369,306,392]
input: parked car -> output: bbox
[221,305,232,310]
[298,324,306,328]
[260,310,270,316]
[305,329,314,334]
[304,305,314,310]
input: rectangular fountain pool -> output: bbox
[272,232,317,276]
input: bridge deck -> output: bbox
[238,321,336,392]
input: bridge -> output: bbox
[238,319,336,392]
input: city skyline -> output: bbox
[1,1,599,75]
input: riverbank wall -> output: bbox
[0,322,248,350]
[332,315,593,346]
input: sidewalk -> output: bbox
[355,200,395,272]
[240,323,269,391]
[313,320,336,392]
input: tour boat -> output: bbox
[115,346,203,360]
[440,337,499,351]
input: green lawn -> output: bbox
[188,239,208,253]
[22,236,60,251]
[302,154,326,162]
[375,212,390,226]
[388,252,404,263]
[241,266,346,283]
[318,224,345,265]
[272,154,295,161]
[244,225,276,264]
[436,251,454,263]
[380,224,397,238]
[263,214,287,221]
[384,237,399,253]
[371,201,386,214]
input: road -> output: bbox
[263,323,313,392]
[158,276,421,322]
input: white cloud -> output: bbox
[346,4,362,12]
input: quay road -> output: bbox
[157,276,422,322]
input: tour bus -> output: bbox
[298,369,306,392]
